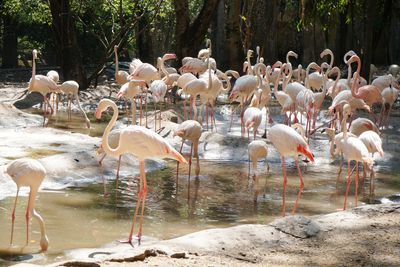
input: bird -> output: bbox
[28,49,61,126]
[272,63,295,125]
[174,120,202,181]
[389,64,400,78]
[46,70,59,84]
[243,91,263,141]
[59,80,91,128]
[307,48,333,91]
[347,55,383,117]
[95,98,187,245]
[148,53,177,131]
[349,117,380,136]
[6,158,49,251]
[248,140,269,178]
[46,70,60,112]
[128,58,159,127]
[114,45,129,85]
[359,130,384,195]
[338,103,374,210]
[117,79,147,125]
[380,85,399,129]
[269,123,315,216]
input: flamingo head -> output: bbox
[32,49,38,59]
[346,55,360,65]
[229,90,238,101]
[95,99,113,119]
[40,234,49,252]
[272,61,282,70]
[343,50,356,63]
[163,53,177,61]
[297,144,314,163]
[114,45,118,51]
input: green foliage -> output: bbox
[2,0,52,25]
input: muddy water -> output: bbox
[1,103,400,265]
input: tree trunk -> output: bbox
[49,0,88,89]
[225,0,244,72]
[136,13,154,64]
[173,0,221,64]
[2,15,18,68]
[211,0,226,69]
[361,0,377,79]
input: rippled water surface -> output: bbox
[1,102,400,265]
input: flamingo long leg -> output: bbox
[176,140,185,182]
[281,156,287,216]
[98,154,108,197]
[115,155,122,190]
[229,105,238,131]
[10,188,19,246]
[355,161,359,207]
[128,162,144,245]
[344,163,357,210]
[137,161,148,244]
[292,159,305,214]
[187,143,193,199]
[193,140,200,176]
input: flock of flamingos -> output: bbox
[4,40,400,252]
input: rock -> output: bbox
[13,91,43,109]
[270,215,321,238]
[170,252,186,259]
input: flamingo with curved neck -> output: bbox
[95,99,187,244]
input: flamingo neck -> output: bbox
[305,65,313,88]
[102,102,121,158]
[328,51,334,69]
[207,52,212,89]
[28,188,49,250]
[160,57,169,81]
[246,52,252,75]
[30,53,36,89]
[350,58,361,97]
[273,70,281,95]
[347,62,352,85]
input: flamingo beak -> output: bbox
[297,144,314,162]
[95,108,102,120]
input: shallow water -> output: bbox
[1,101,400,265]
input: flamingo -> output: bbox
[307,48,333,91]
[248,140,269,177]
[46,70,60,111]
[114,45,129,85]
[28,49,60,126]
[359,130,384,195]
[243,91,263,141]
[349,118,380,136]
[59,80,91,128]
[380,85,399,129]
[389,64,400,78]
[6,158,49,251]
[95,98,187,245]
[347,55,382,109]
[127,58,159,127]
[174,120,202,181]
[269,124,315,216]
[338,103,374,210]
[149,53,177,131]
[292,64,306,84]
[371,74,399,92]
[117,79,147,125]
[273,63,294,125]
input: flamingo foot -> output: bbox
[118,236,139,247]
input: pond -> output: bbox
[1,101,399,266]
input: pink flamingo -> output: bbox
[339,103,374,210]
[117,79,147,125]
[95,99,187,245]
[6,158,49,251]
[243,91,263,141]
[269,124,315,216]
[114,45,129,85]
[248,140,269,178]
[347,55,383,119]
[28,49,60,126]
[174,120,202,181]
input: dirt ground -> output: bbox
[1,84,400,267]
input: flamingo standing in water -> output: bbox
[338,103,374,210]
[59,80,91,128]
[117,79,147,125]
[6,158,49,251]
[95,98,187,245]
[174,120,202,181]
[269,124,315,216]
[28,49,61,126]
[248,140,269,177]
